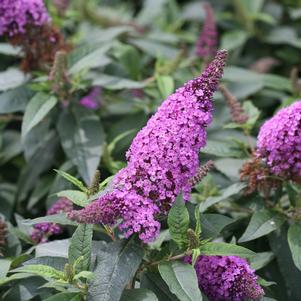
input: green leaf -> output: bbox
[129,38,178,59]
[54,169,88,193]
[201,214,234,238]
[269,226,301,300]
[12,264,64,280]
[288,223,301,271]
[0,259,11,278]
[43,292,81,301]
[239,209,285,243]
[199,242,255,258]
[25,256,68,271]
[57,106,106,185]
[90,73,144,90]
[156,75,174,99]
[115,44,141,80]
[68,44,112,74]
[35,239,69,258]
[73,271,94,281]
[199,183,246,212]
[0,272,34,286]
[57,190,88,207]
[140,271,178,301]
[69,224,93,272]
[261,74,291,91]
[0,68,28,92]
[158,261,202,301]
[221,30,249,51]
[201,140,242,158]
[214,158,245,180]
[0,86,32,114]
[0,130,22,164]
[0,43,21,56]
[167,195,190,248]
[88,239,143,301]
[121,289,159,301]
[21,93,58,137]
[23,213,77,226]
[266,26,301,48]
[249,252,274,270]
[243,101,260,130]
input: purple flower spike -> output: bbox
[0,0,50,37]
[195,2,218,59]
[185,255,264,301]
[68,50,227,243]
[79,87,102,110]
[257,101,301,180]
[31,198,73,244]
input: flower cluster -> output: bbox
[257,101,301,181]
[0,219,7,256]
[0,0,50,36]
[185,255,264,301]
[68,50,227,242]
[79,87,102,110]
[195,2,218,59]
[31,198,73,243]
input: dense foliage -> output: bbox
[0,1,300,301]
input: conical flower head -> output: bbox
[68,50,227,242]
[185,255,264,301]
[257,101,301,180]
[195,2,218,59]
[0,0,50,36]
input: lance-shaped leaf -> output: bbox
[68,224,93,272]
[57,106,106,185]
[199,242,255,258]
[88,239,143,301]
[288,223,301,271]
[22,93,58,137]
[239,209,285,243]
[168,195,189,248]
[12,264,64,280]
[158,261,202,301]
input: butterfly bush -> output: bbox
[257,101,301,180]
[0,0,49,36]
[185,255,264,301]
[195,2,218,59]
[79,87,102,110]
[31,198,73,243]
[68,50,227,242]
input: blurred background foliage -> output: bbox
[0,0,301,300]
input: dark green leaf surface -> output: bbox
[57,106,106,185]
[88,239,143,301]
[239,209,285,243]
[158,261,202,301]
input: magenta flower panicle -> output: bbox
[257,101,301,180]
[31,198,73,244]
[195,2,218,59]
[79,87,102,110]
[0,0,50,37]
[68,50,228,242]
[185,255,264,301]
